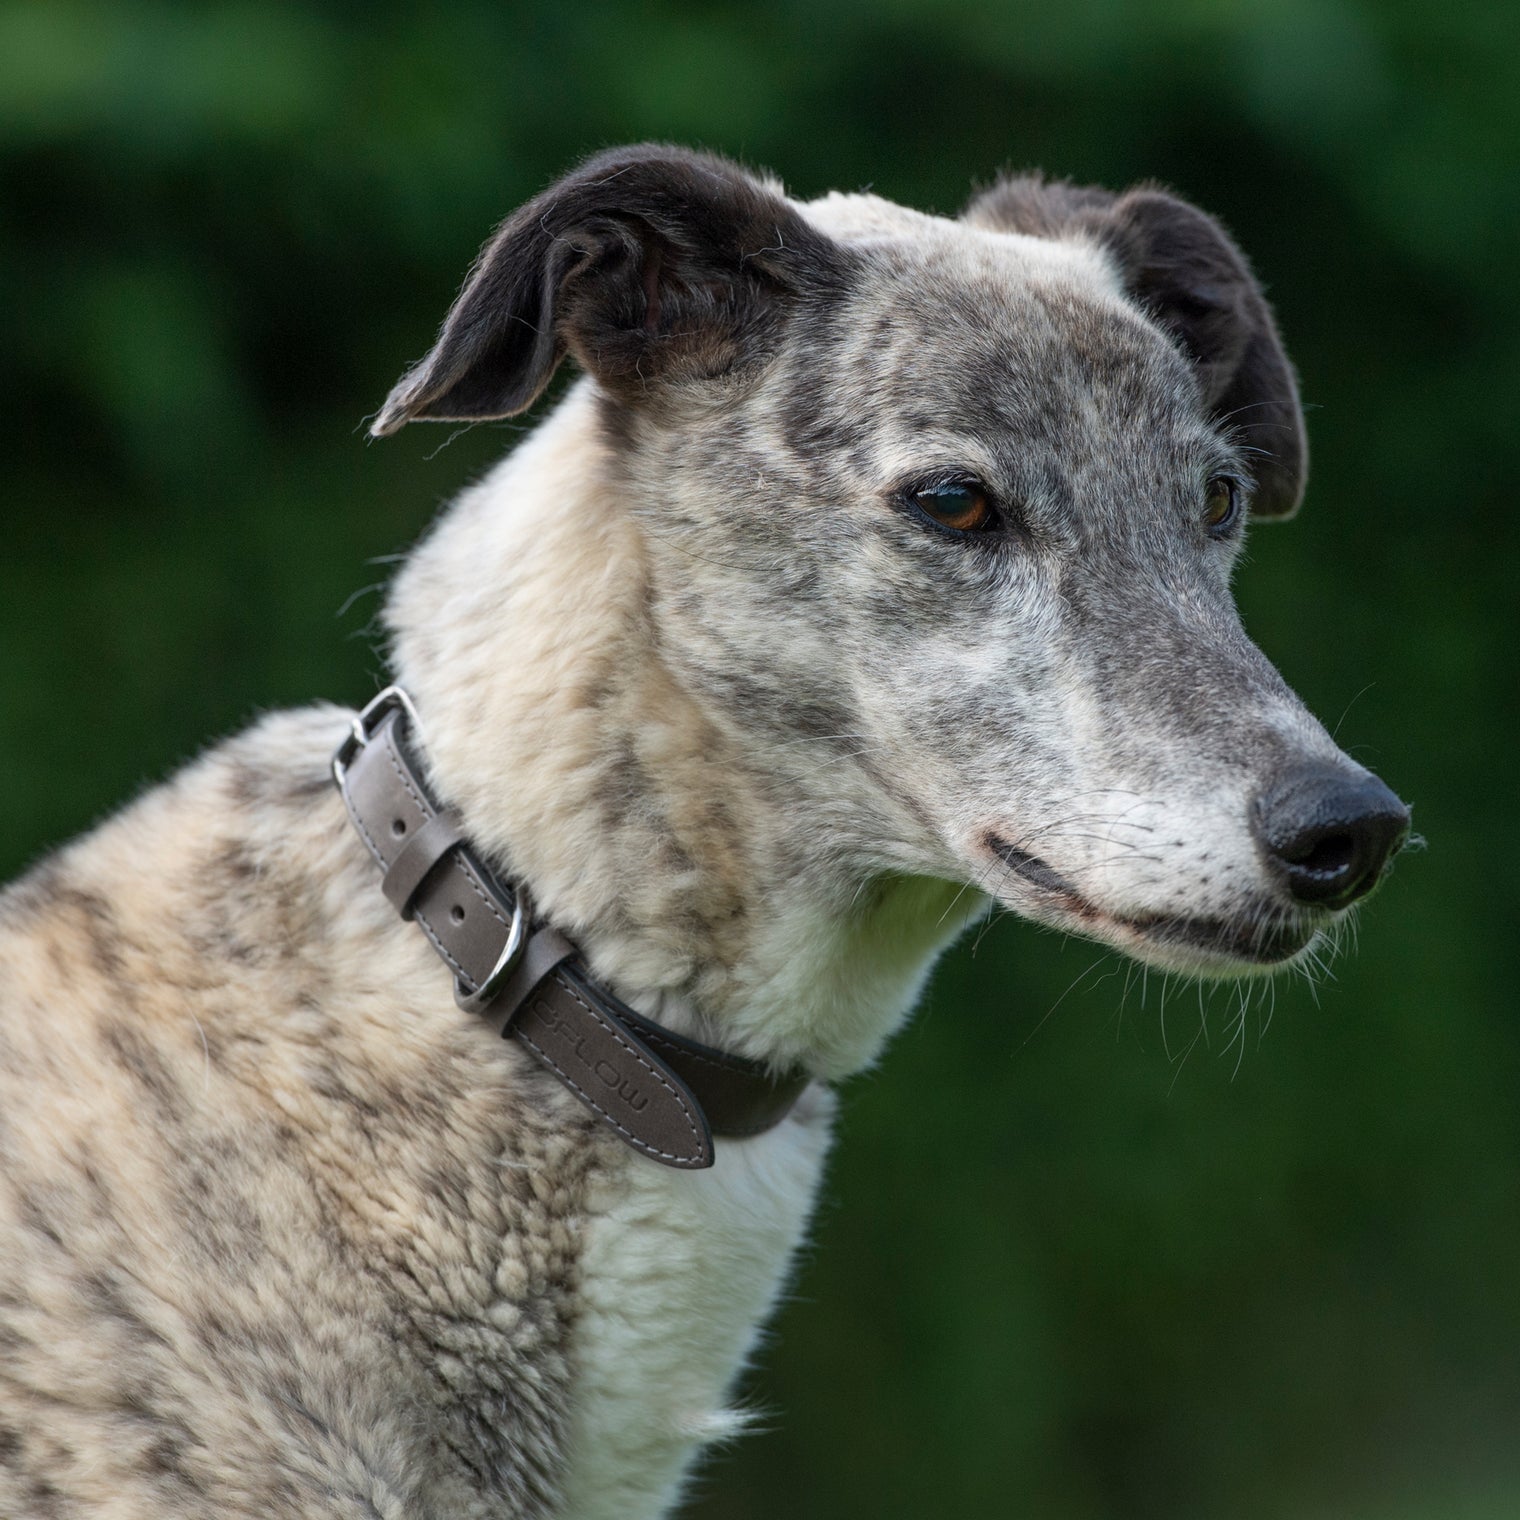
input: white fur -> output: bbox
[557,1088,834,1519]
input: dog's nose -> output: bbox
[1253,763,1410,909]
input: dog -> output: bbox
[0,144,1409,1518]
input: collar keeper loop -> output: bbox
[381,811,465,919]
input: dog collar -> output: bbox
[332,687,810,1168]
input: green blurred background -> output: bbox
[3,2,1518,1515]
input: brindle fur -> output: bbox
[2,146,1393,1517]
[0,719,600,1516]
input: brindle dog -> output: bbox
[0,145,1408,1518]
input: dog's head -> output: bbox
[376,145,1408,978]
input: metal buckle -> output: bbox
[333,685,531,1015]
[331,684,426,791]
[453,885,532,1014]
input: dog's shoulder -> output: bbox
[0,703,355,1097]
[0,707,597,1517]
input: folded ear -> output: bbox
[373,144,850,436]
[964,176,1308,519]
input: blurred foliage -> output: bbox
[2,1,1519,1517]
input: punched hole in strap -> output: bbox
[381,811,465,919]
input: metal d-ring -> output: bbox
[453,886,532,1015]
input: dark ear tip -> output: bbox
[1250,441,1308,520]
[369,373,430,437]
[1253,494,1303,521]
[1252,488,1305,521]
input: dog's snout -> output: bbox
[1253,763,1410,909]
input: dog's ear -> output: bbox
[372,145,849,435]
[964,176,1307,519]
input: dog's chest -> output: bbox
[554,1089,835,1520]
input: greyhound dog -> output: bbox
[0,145,1408,1518]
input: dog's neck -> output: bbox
[385,382,979,1079]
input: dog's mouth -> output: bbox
[988,836,1321,971]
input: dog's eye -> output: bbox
[1203,477,1241,536]
[907,482,997,534]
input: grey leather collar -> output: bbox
[332,687,810,1169]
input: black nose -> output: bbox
[1253,763,1410,909]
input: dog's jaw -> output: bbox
[982,831,1329,973]
[385,381,982,1082]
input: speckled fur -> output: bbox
[2,146,1377,1517]
[0,714,598,1517]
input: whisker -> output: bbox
[1017,951,1117,1051]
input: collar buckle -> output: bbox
[333,683,810,1165]
[333,685,530,1010]
[331,684,426,790]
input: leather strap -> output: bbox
[334,693,810,1168]
[381,810,464,918]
